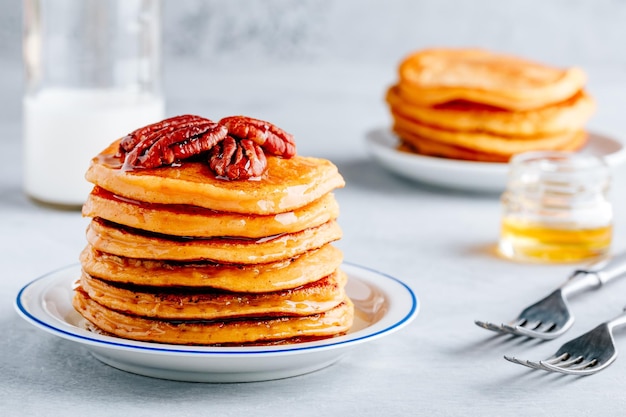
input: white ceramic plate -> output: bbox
[15,263,418,383]
[365,128,626,193]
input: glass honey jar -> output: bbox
[499,151,612,263]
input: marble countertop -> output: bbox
[3,62,626,416]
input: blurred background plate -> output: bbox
[365,128,626,193]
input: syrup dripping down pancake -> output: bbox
[76,115,353,346]
[85,140,345,215]
[83,187,340,238]
[79,270,347,320]
[86,218,343,263]
[80,244,343,292]
[73,289,355,345]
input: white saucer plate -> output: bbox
[365,128,626,193]
[15,263,418,383]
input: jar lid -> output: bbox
[507,151,610,198]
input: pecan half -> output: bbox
[208,136,268,180]
[219,116,296,158]
[120,115,228,170]
[120,114,204,153]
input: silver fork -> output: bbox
[475,252,626,339]
[504,308,626,375]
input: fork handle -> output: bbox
[562,252,626,296]
[606,309,626,332]
[579,252,626,285]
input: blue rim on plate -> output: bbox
[15,262,419,357]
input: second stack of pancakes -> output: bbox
[386,48,595,162]
[74,121,352,346]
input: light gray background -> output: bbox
[4,1,626,416]
[2,0,625,142]
[2,0,626,132]
[3,0,626,66]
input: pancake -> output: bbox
[398,48,587,110]
[392,110,587,157]
[387,86,595,137]
[83,186,340,238]
[75,114,353,346]
[73,289,354,345]
[86,217,343,263]
[397,140,511,163]
[85,140,345,215]
[79,269,347,320]
[395,127,587,162]
[80,244,343,292]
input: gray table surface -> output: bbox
[3,62,626,416]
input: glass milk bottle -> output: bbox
[499,151,612,263]
[23,0,165,207]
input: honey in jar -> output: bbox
[499,151,612,263]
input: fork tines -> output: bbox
[474,320,507,333]
[474,319,563,340]
[504,353,600,375]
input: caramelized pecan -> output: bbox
[120,115,227,170]
[118,114,295,180]
[208,136,268,180]
[120,115,205,153]
[219,116,296,158]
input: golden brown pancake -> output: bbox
[79,270,347,320]
[398,48,587,110]
[387,85,595,137]
[76,115,352,346]
[80,244,343,292]
[83,186,340,238]
[85,140,345,215]
[392,110,587,157]
[86,218,343,263]
[397,130,587,162]
[397,141,510,163]
[395,128,587,162]
[73,289,354,345]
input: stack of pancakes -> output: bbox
[72,139,353,345]
[386,48,595,162]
